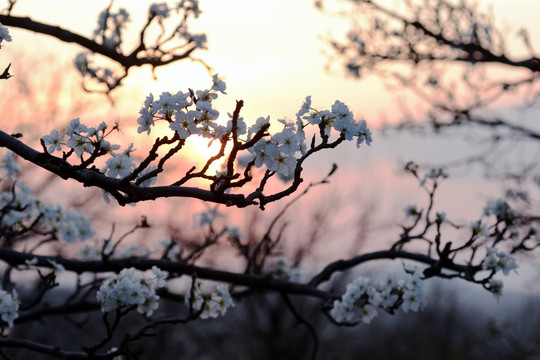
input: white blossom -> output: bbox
[185,282,235,319]
[42,129,64,154]
[104,153,135,178]
[97,267,167,316]
[482,247,518,275]
[0,23,12,44]
[0,152,20,179]
[0,289,18,327]
[149,2,170,18]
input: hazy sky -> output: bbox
[4,0,538,225]
[3,0,539,294]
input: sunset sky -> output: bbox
[2,0,539,295]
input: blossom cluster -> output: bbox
[482,247,518,276]
[158,237,182,261]
[150,3,171,19]
[136,74,226,137]
[0,23,11,46]
[0,289,18,327]
[0,153,93,242]
[248,95,373,178]
[96,267,167,316]
[185,281,235,319]
[43,74,372,190]
[263,255,301,282]
[74,6,131,86]
[470,219,489,236]
[42,119,142,181]
[483,199,519,220]
[74,52,123,89]
[43,118,117,156]
[94,8,130,49]
[331,266,425,324]
[419,168,448,186]
[150,1,202,20]
[136,77,371,179]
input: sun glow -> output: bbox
[183,134,227,175]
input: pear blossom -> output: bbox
[42,129,64,153]
[0,289,18,327]
[185,281,235,319]
[482,247,518,275]
[296,96,312,120]
[158,237,182,261]
[483,199,518,219]
[211,74,227,94]
[263,255,301,282]
[104,153,135,178]
[247,116,270,140]
[488,279,503,299]
[0,152,20,179]
[401,290,422,313]
[149,2,170,18]
[0,23,12,44]
[97,267,167,316]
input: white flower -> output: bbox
[435,212,446,223]
[470,220,489,236]
[104,154,134,178]
[184,281,235,319]
[272,127,301,155]
[333,116,357,141]
[137,110,154,135]
[355,119,372,148]
[158,237,182,261]
[250,140,278,169]
[151,266,168,288]
[170,111,194,139]
[0,289,18,327]
[216,285,235,309]
[211,74,227,94]
[401,290,422,313]
[483,199,518,219]
[296,96,312,120]
[482,247,518,275]
[0,152,20,179]
[190,33,207,49]
[488,279,503,299]
[0,24,12,44]
[359,304,378,324]
[272,153,296,178]
[366,287,382,306]
[97,267,166,315]
[42,129,64,153]
[263,255,300,282]
[379,289,398,308]
[149,2,170,18]
[420,168,448,186]
[65,133,94,158]
[404,205,419,218]
[247,116,270,140]
[226,115,247,136]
